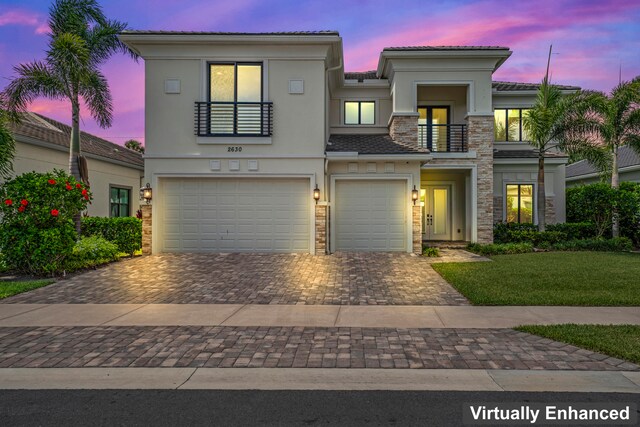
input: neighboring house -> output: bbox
[120,31,575,254]
[6,112,144,217]
[566,145,640,186]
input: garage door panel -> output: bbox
[160,178,310,253]
[335,180,407,252]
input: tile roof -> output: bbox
[493,149,567,159]
[9,113,144,168]
[344,71,378,81]
[493,81,580,92]
[384,46,509,51]
[121,30,339,36]
[566,145,640,178]
[327,134,429,155]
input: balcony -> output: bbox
[418,124,467,152]
[195,101,273,137]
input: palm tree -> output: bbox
[2,0,136,182]
[522,48,605,231]
[124,139,145,154]
[567,77,640,237]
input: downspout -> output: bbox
[324,54,342,254]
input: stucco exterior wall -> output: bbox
[10,141,143,217]
[144,46,328,161]
[329,85,392,134]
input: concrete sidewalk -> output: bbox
[0,368,639,393]
[0,303,639,328]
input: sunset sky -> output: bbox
[1,0,639,146]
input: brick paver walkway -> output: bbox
[3,253,469,305]
[0,326,635,371]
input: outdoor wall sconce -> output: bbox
[140,183,153,204]
[411,185,419,205]
[313,184,321,204]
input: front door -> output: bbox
[422,185,451,241]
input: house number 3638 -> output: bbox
[227,146,242,152]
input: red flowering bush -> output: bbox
[0,169,92,275]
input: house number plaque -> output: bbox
[227,146,242,152]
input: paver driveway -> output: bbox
[2,253,469,305]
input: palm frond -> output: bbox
[79,69,113,128]
[86,19,138,64]
[2,61,67,116]
[0,110,16,177]
[49,0,106,36]
[47,32,90,80]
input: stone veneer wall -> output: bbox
[315,204,327,255]
[467,115,494,244]
[141,204,152,255]
[545,196,556,225]
[493,196,503,224]
[389,115,418,147]
[412,205,422,254]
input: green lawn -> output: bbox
[0,279,55,299]
[432,252,640,305]
[516,324,640,365]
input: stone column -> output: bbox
[545,196,556,225]
[389,114,419,148]
[141,204,152,255]
[493,196,503,224]
[467,115,494,244]
[315,204,327,255]
[412,205,422,254]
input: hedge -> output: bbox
[81,217,142,255]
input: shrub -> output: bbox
[546,222,598,240]
[81,216,142,255]
[0,170,91,275]
[422,247,440,257]
[64,236,121,272]
[567,182,640,244]
[543,237,633,252]
[493,222,537,243]
[466,242,534,255]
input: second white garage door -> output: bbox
[334,179,407,251]
[161,178,310,252]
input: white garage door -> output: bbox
[335,180,407,251]
[161,178,310,252]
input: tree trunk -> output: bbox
[611,144,620,238]
[69,98,82,235]
[69,100,81,180]
[537,152,546,231]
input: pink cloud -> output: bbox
[0,8,48,35]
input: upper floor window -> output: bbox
[203,62,270,136]
[344,101,375,125]
[494,108,530,142]
[110,186,130,217]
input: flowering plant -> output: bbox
[0,169,93,274]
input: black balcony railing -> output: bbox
[418,124,467,152]
[195,101,273,137]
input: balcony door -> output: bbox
[209,63,262,135]
[418,106,450,151]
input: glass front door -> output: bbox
[423,185,451,241]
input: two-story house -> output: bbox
[120,31,574,255]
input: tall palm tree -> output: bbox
[2,0,136,182]
[568,77,640,237]
[522,49,605,231]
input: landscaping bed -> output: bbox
[432,252,640,306]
